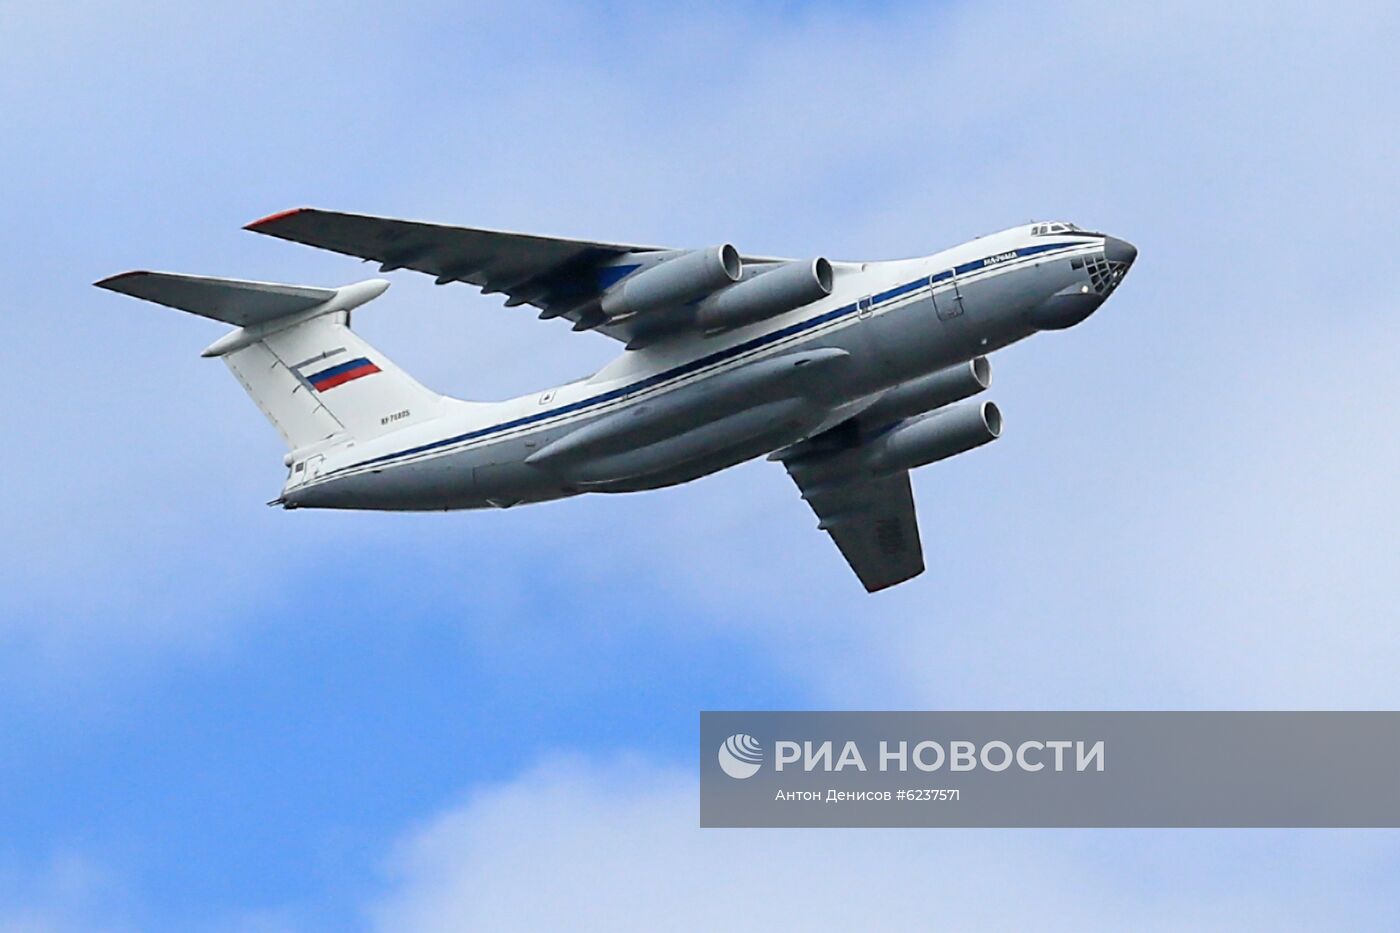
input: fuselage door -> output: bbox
[932,270,963,321]
[289,454,323,489]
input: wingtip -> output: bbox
[862,565,925,594]
[244,207,309,231]
[94,270,150,289]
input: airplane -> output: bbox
[96,210,1136,592]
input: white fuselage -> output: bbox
[282,224,1129,511]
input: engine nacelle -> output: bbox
[871,401,1002,473]
[857,357,990,427]
[600,245,742,318]
[694,258,834,332]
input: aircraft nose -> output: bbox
[1029,233,1135,330]
[1104,236,1137,267]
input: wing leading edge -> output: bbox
[244,208,673,342]
[244,208,792,344]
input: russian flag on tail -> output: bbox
[307,356,381,391]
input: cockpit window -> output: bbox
[1031,221,1082,236]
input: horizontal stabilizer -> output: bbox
[94,271,336,327]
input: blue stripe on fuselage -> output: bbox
[326,240,1092,479]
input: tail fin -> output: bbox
[96,271,446,452]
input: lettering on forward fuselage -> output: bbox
[982,251,1018,267]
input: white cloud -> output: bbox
[0,852,131,933]
[367,755,1398,932]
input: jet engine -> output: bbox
[600,245,742,318]
[857,357,991,427]
[695,258,834,332]
[870,401,1002,473]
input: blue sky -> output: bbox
[2,0,1399,929]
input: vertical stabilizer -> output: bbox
[224,311,445,451]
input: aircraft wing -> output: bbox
[94,270,336,327]
[245,207,737,344]
[782,459,926,592]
